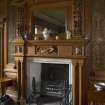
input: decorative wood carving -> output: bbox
[27,45,58,56]
[73,0,82,35]
[15,5,28,39]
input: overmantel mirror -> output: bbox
[32,9,66,40]
[27,1,73,40]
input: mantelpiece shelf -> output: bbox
[13,38,87,58]
[25,39,86,46]
[14,55,86,59]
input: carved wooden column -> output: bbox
[72,60,79,105]
[72,59,87,105]
[78,59,87,105]
[15,58,22,101]
[73,0,83,36]
[15,56,26,103]
[14,4,28,101]
[13,38,25,101]
[21,58,26,99]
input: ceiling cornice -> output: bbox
[10,0,26,7]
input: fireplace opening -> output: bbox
[41,63,69,81]
[27,58,72,105]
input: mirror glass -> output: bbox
[32,9,67,39]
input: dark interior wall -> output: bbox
[92,0,105,71]
[0,0,7,21]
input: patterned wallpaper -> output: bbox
[92,0,105,71]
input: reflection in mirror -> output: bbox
[32,9,67,40]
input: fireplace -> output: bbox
[26,58,72,104]
[14,39,87,105]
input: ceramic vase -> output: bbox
[42,28,50,40]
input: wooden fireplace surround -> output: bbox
[13,38,87,105]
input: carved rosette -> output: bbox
[73,46,85,56]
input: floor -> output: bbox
[26,103,59,105]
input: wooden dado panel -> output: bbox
[58,46,72,57]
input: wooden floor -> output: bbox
[26,103,59,105]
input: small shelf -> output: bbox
[25,39,86,46]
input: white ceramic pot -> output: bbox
[42,28,50,40]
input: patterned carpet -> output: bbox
[26,103,59,105]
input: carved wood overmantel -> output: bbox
[13,37,87,105]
